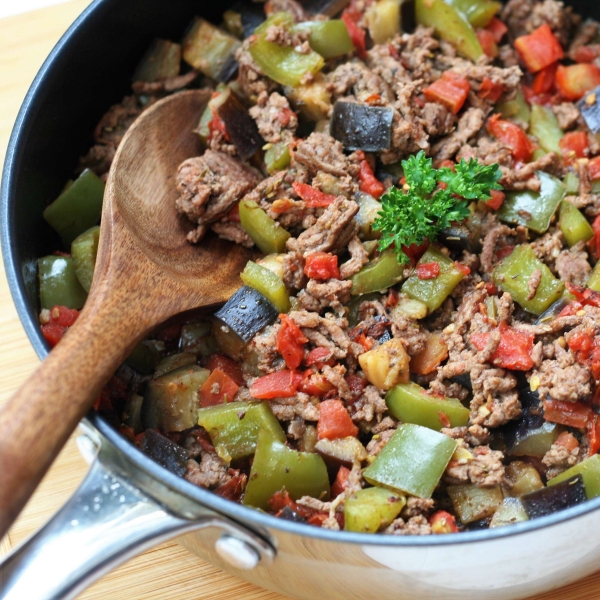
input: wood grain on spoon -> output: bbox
[0,90,251,538]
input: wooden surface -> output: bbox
[0,2,599,598]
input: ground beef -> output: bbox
[131,69,200,95]
[568,20,599,60]
[293,132,360,179]
[421,102,457,138]
[390,314,427,356]
[444,444,506,487]
[432,108,486,161]
[349,385,387,423]
[542,437,581,479]
[270,393,321,421]
[236,39,279,101]
[339,236,369,279]
[534,341,592,402]
[555,242,592,286]
[499,152,563,192]
[531,229,565,270]
[480,219,517,274]
[385,515,432,536]
[327,60,394,104]
[265,0,308,22]
[366,44,409,89]
[366,428,396,456]
[288,196,359,255]
[211,221,254,247]
[282,249,307,290]
[552,102,581,131]
[400,497,435,519]
[247,323,284,375]
[185,453,231,489]
[301,278,353,313]
[394,27,442,84]
[176,150,261,243]
[249,91,298,144]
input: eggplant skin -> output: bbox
[578,85,600,134]
[521,475,587,519]
[330,101,394,152]
[140,430,188,477]
[215,285,278,342]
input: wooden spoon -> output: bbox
[0,89,252,538]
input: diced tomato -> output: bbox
[485,17,508,44]
[304,252,340,280]
[555,431,580,452]
[574,45,600,64]
[317,399,359,440]
[298,372,336,397]
[477,28,499,58]
[341,8,367,59]
[209,109,230,141]
[41,305,80,348]
[423,71,471,114]
[156,323,181,342]
[556,63,600,102]
[346,373,367,400]
[485,281,499,295]
[514,24,564,73]
[227,202,240,222]
[521,83,554,106]
[305,346,334,367]
[215,470,247,501]
[587,415,600,456]
[348,328,374,351]
[292,182,336,208]
[250,370,304,399]
[532,63,557,95]
[277,314,308,370]
[358,159,386,199]
[402,241,429,266]
[589,156,600,181]
[487,114,535,163]
[559,131,589,164]
[543,398,593,429]
[496,245,514,260]
[470,322,535,371]
[331,465,351,498]
[200,368,239,407]
[486,189,505,210]
[416,262,440,280]
[385,288,400,309]
[454,261,471,276]
[478,77,505,103]
[564,282,600,308]
[206,354,244,386]
[429,510,459,534]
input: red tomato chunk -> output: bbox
[317,399,358,440]
[251,370,304,399]
[470,322,535,371]
[304,252,340,280]
[200,368,239,407]
[277,314,308,370]
[514,24,564,73]
[423,72,471,114]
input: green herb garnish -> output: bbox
[373,151,502,264]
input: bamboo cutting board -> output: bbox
[0,2,599,599]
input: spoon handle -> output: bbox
[0,287,153,539]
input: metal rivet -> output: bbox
[215,535,260,570]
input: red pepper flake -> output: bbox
[416,262,440,279]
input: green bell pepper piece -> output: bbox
[241,260,290,313]
[548,454,600,499]
[295,20,354,59]
[415,0,483,62]
[493,244,564,314]
[126,339,164,375]
[401,247,465,314]
[354,192,382,241]
[587,261,600,292]
[243,429,330,510]
[529,104,564,155]
[180,321,219,356]
[249,13,324,88]
[447,484,504,523]
[197,401,286,463]
[563,171,580,195]
[498,171,565,234]
[239,198,291,254]
[351,249,404,295]
[71,225,99,292]
[43,169,105,246]
[386,382,469,432]
[344,487,406,533]
[445,0,501,27]
[559,201,594,247]
[154,352,197,378]
[182,17,241,80]
[363,423,457,498]
[497,89,530,126]
[133,38,181,83]
[38,255,88,310]
[142,364,210,432]
[264,142,291,174]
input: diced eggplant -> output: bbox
[354,191,383,241]
[132,38,181,83]
[503,389,561,457]
[578,85,600,134]
[314,436,368,471]
[126,340,165,375]
[214,285,279,343]
[213,88,262,161]
[439,222,482,253]
[520,475,587,519]
[534,298,571,325]
[278,505,307,523]
[505,460,544,497]
[231,1,266,37]
[216,55,239,83]
[489,497,528,528]
[300,0,350,17]
[122,394,144,433]
[140,430,188,477]
[330,101,394,152]
[447,484,504,524]
[180,321,219,356]
[154,352,197,378]
[141,364,210,432]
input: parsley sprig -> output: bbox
[372,151,503,264]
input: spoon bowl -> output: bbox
[0,89,252,537]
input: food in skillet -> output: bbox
[38,0,600,534]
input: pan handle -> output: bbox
[0,425,275,600]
